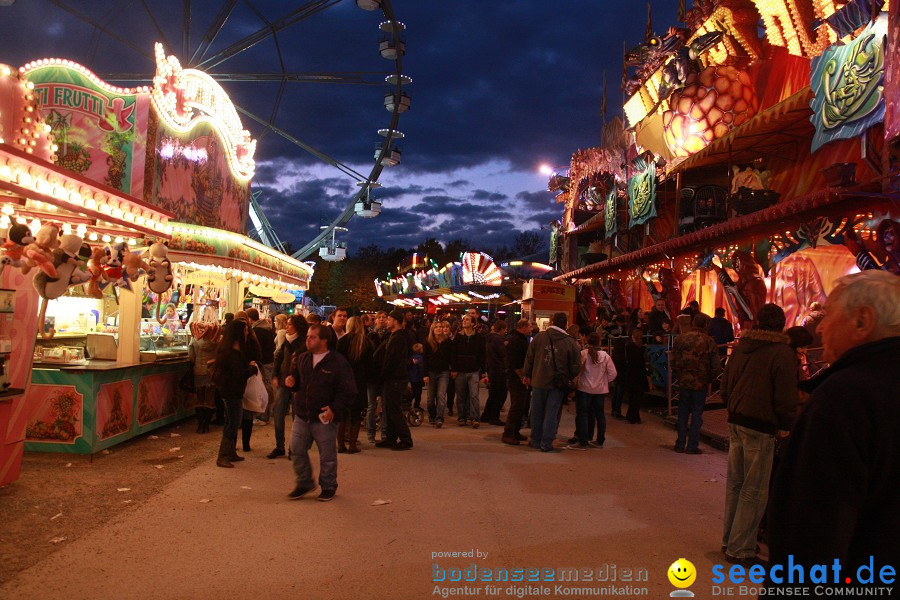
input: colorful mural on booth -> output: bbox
[25,384,83,443]
[137,371,180,425]
[97,380,133,440]
[24,64,149,196]
[604,189,617,239]
[810,16,888,153]
[149,122,250,235]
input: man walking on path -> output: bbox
[366,311,390,443]
[502,319,532,445]
[481,320,509,426]
[720,304,798,565]
[670,313,720,454]
[284,324,356,502]
[522,312,581,452]
[375,310,414,450]
[768,271,900,578]
[450,314,486,428]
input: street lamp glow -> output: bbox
[538,164,554,176]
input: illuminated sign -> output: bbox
[151,43,256,181]
[605,188,617,239]
[628,161,657,227]
[461,252,503,286]
[183,270,228,288]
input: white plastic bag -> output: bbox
[242,372,268,414]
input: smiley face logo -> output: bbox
[668,558,696,588]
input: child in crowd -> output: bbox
[409,342,425,411]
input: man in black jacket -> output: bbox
[451,314,486,428]
[481,320,509,426]
[284,324,356,502]
[502,319,532,445]
[375,310,414,450]
[768,271,900,582]
[365,311,390,443]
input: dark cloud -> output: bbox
[471,189,508,202]
[516,190,556,211]
[0,0,678,252]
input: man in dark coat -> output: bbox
[502,319,532,445]
[375,309,414,450]
[720,304,798,565]
[481,320,509,426]
[768,271,900,581]
[284,323,356,502]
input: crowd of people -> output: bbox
[180,271,900,578]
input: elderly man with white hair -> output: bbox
[768,270,900,580]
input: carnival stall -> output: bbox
[0,46,311,462]
[553,0,897,339]
[375,251,565,320]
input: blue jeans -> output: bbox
[676,388,707,451]
[291,416,338,491]
[723,424,775,558]
[529,387,564,450]
[366,382,385,440]
[575,391,607,445]
[454,371,481,422]
[272,386,291,451]
[427,371,449,421]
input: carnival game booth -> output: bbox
[2,47,312,457]
[553,0,897,336]
[0,62,180,468]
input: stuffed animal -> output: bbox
[23,223,60,278]
[123,251,150,283]
[145,242,174,294]
[85,245,108,298]
[34,234,88,340]
[101,241,128,290]
[0,224,34,270]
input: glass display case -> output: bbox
[139,319,190,361]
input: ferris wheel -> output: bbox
[0,0,409,260]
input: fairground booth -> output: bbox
[375,251,571,324]
[553,0,898,340]
[0,45,311,483]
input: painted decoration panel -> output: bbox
[604,189,617,239]
[148,121,250,235]
[25,384,83,443]
[97,380,134,440]
[627,162,657,227]
[25,65,149,196]
[810,16,888,153]
[137,371,180,425]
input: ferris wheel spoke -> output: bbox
[48,0,154,60]
[197,0,342,71]
[189,0,238,66]
[234,104,369,182]
[139,0,173,55]
[182,0,191,62]
[206,72,388,84]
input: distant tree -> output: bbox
[512,230,545,258]
[416,238,444,264]
[444,238,471,264]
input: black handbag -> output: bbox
[549,335,575,393]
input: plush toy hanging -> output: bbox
[85,245,108,298]
[0,224,34,276]
[122,250,149,286]
[34,234,91,339]
[100,241,129,291]
[23,223,61,278]
[144,242,173,295]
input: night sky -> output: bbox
[0,0,679,255]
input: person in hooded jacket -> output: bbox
[266,314,307,459]
[720,303,798,566]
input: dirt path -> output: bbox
[1,403,744,599]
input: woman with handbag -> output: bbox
[267,314,307,459]
[567,332,618,450]
[187,322,220,433]
[212,319,259,468]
